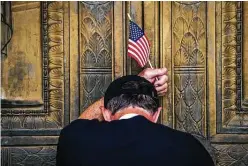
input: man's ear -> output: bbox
[100,106,112,122]
[152,107,162,123]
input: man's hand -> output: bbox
[138,68,168,96]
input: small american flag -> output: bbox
[128,20,150,67]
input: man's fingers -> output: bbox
[146,68,167,79]
[158,89,168,94]
[154,75,168,86]
[158,89,167,96]
[138,67,168,84]
[155,83,168,92]
[138,67,169,96]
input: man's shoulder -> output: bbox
[60,119,101,137]
[151,122,195,141]
[152,123,209,151]
[153,124,214,165]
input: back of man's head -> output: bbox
[104,75,159,115]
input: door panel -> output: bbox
[1,2,67,165]
[1,1,248,166]
[78,2,113,113]
[160,2,248,165]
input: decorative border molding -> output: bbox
[42,1,49,114]
[217,2,248,133]
[2,2,49,115]
[1,2,64,131]
[236,2,242,111]
[221,1,238,121]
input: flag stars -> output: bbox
[129,21,146,41]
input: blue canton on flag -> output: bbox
[128,20,150,67]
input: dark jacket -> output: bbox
[56,116,214,166]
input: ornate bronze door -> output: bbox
[159,2,248,165]
[1,2,248,166]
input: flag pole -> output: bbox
[148,60,154,69]
[127,13,132,21]
[148,59,158,81]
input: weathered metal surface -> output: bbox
[1,2,248,166]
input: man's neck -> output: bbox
[112,107,153,122]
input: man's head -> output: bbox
[101,75,162,123]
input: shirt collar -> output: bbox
[119,113,139,120]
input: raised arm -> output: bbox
[78,97,104,121]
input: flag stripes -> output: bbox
[128,20,150,67]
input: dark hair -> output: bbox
[105,80,158,115]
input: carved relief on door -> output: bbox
[1,2,120,165]
[1,2,66,165]
[160,2,248,165]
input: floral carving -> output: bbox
[1,146,56,166]
[80,2,112,68]
[214,144,248,166]
[79,2,113,112]
[172,2,206,136]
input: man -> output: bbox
[56,68,214,166]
